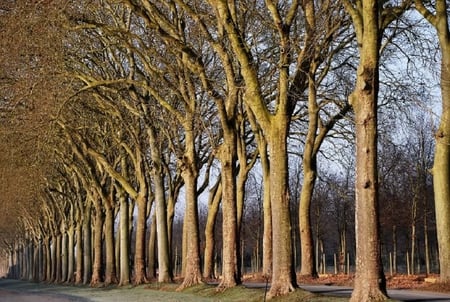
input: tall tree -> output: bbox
[341,0,410,300]
[414,0,450,283]
[209,0,318,296]
[296,1,352,277]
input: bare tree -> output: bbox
[342,0,411,300]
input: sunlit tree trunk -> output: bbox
[148,126,172,283]
[55,233,61,282]
[203,180,221,279]
[147,214,157,280]
[67,224,75,283]
[91,201,104,286]
[299,84,319,276]
[217,126,240,288]
[75,221,83,284]
[118,190,130,286]
[178,124,202,289]
[133,193,148,285]
[343,0,387,299]
[104,203,117,285]
[415,0,450,283]
[61,231,68,282]
[267,119,296,297]
[50,236,56,282]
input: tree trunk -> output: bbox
[133,194,148,285]
[299,76,323,278]
[178,122,202,289]
[178,166,202,289]
[33,241,39,281]
[260,143,272,278]
[148,125,172,283]
[203,181,221,279]
[67,225,75,283]
[38,240,44,281]
[347,1,386,299]
[104,206,117,285]
[55,234,61,282]
[83,202,92,285]
[91,206,104,286]
[415,0,450,283]
[61,232,68,282]
[267,120,296,297]
[119,193,130,286]
[433,32,450,283]
[75,223,83,284]
[217,133,240,289]
[50,237,56,282]
[147,214,157,280]
[299,166,318,277]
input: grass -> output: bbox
[177,283,350,301]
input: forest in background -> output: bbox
[0,1,449,301]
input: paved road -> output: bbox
[245,283,450,301]
[302,284,450,301]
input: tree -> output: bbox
[415,0,450,283]
[209,0,318,296]
[341,0,411,300]
[295,1,352,277]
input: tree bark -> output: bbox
[133,194,148,285]
[119,192,130,286]
[178,130,202,289]
[148,126,172,283]
[50,236,56,282]
[147,214,157,280]
[67,225,75,283]
[415,0,450,282]
[267,120,296,297]
[61,231,68,283]
[75,222,83,284]
[91,205,104,286]
[104,205,117,285]
[217,132,240,289]
[55,233,61,282]
[344,1,387,300]
[203,180,221,279]
[83,201,92,285]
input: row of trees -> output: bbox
[0,1,449,301]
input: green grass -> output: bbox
[180,284,350,301]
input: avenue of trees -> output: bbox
[0,1,448,301]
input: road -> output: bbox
[303,284,450,301]
[244,283,450,301]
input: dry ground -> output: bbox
[293,273,450,292]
